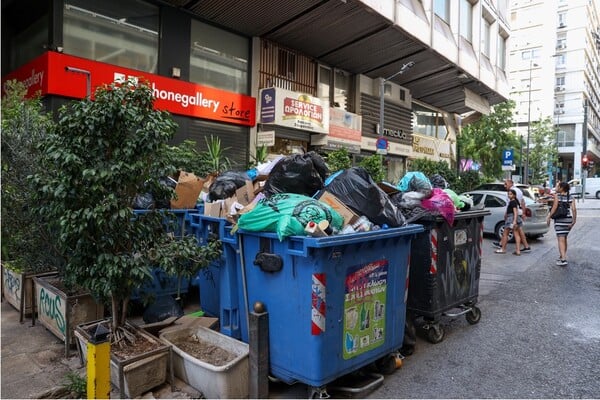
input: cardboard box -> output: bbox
[171,171,204,209]
[317,191,359,226]
[378,182,400,195]
[235,181,255,206]
[203,201,223,217]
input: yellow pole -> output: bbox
[86,324,111,399]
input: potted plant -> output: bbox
[1,80,61,322]
[32,79,221,397]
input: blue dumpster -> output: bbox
[188,214,247,340]
[130,209,196,301]
[237,224,423,387]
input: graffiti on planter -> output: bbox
[39,287,66,334]
[3,269,21,303]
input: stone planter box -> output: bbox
[75,319,173,399]
[32,275,104,357]
[1,265,55,323]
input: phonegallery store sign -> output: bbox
[1,51,256,127]
[259,87,329,134]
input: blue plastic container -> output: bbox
[130,209,197,301]
[237,224,423,387]
[188,215,246,340]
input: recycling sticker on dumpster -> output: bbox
[343,260,388,360]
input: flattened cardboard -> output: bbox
[171,171,204,209]
[317,191,359,226]
[235,181,255,206]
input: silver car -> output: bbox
[462,190,550,241]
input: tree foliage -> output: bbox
[1,80,61,272]
[527,117,557,184]
[31,80,220,330]
[359,154,386,183]
[458,101,521,180]
[326,148,352,173]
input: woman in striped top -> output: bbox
[546,181,577,266]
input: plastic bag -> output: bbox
[397,171,432,194]
[208,171,250,201]
[133,192,155,209]
[421,188,456,225]
[262,152,329,197]
[429,174,449,189]
[443,188,464,210]
[322,167,405,227]
[237,193,344,241]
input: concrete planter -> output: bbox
[75,319,173,399]
[1,265,55,322]
[160,325,249,399]
[32,275,104,357]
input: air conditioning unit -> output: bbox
[555,86,565,91]
[556,44,566,50]
[559,22,566,28]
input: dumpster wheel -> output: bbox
[465,306,481,325]
[426,324,445,344]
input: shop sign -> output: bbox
[412,134,453,161]
[1,51,256,127]
[311,108,362,153]
[256,130,275,147]
[259,87,329,134]
[361,136,412,157]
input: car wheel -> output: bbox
[494,222,514,242]
[596,191,600,200]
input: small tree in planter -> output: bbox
[1,80,61,319]
[31,79,221,337]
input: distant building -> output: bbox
[509,0,600,183]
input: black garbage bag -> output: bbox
[321,167,405,227]
[143,295,184,324]
[429,174,449,189]
[133,192,155,209]
[208,171,250,201]
[263,152,329,197]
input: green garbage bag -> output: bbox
[443,188,464,210]
[238,193,344,241]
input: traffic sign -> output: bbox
[502,149,514,166]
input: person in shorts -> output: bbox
[494,189,524,255]
[546,181,577,266]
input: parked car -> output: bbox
[463,190,550,241]
[568,178,600,199]
[473,182,536,200]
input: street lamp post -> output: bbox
[524,60,538,185]
[379,61,415,138]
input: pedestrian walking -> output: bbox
[492,179,531,252]
[494,189,523,255]
[546,181,577,266]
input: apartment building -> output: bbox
[2,0,510,180]
[509,0,600,183]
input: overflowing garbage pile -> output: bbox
[136,151,474,240]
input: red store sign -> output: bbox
[1,51,256,127]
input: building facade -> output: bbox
[509,0,600,184]
[2,0,510,181]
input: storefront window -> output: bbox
[190,20,249,93]
[63,0,158,72]
[412,104,448,139]
[9,14,48,71]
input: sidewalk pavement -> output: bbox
[1,296,208,399]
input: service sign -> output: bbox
[259,87,329,134]
[1,52,256,127]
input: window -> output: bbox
[412,103,447,139]
[555,54,566,65]
[484,194,506,208]
[498,35,507,70]
[434,0,450,22]
[482,19,491,57]
[190,20,249,93]
[521,49,541,60]
[318,65,331,101]
[556,76,565,86]
[459,0,473,41]
[556,38,566,50]
[334,69,351,110]
[63,0,158,73]
[558,12,566,27]
[278,49,296,80]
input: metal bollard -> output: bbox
[87,323,111,399]
[249,301,269,399]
